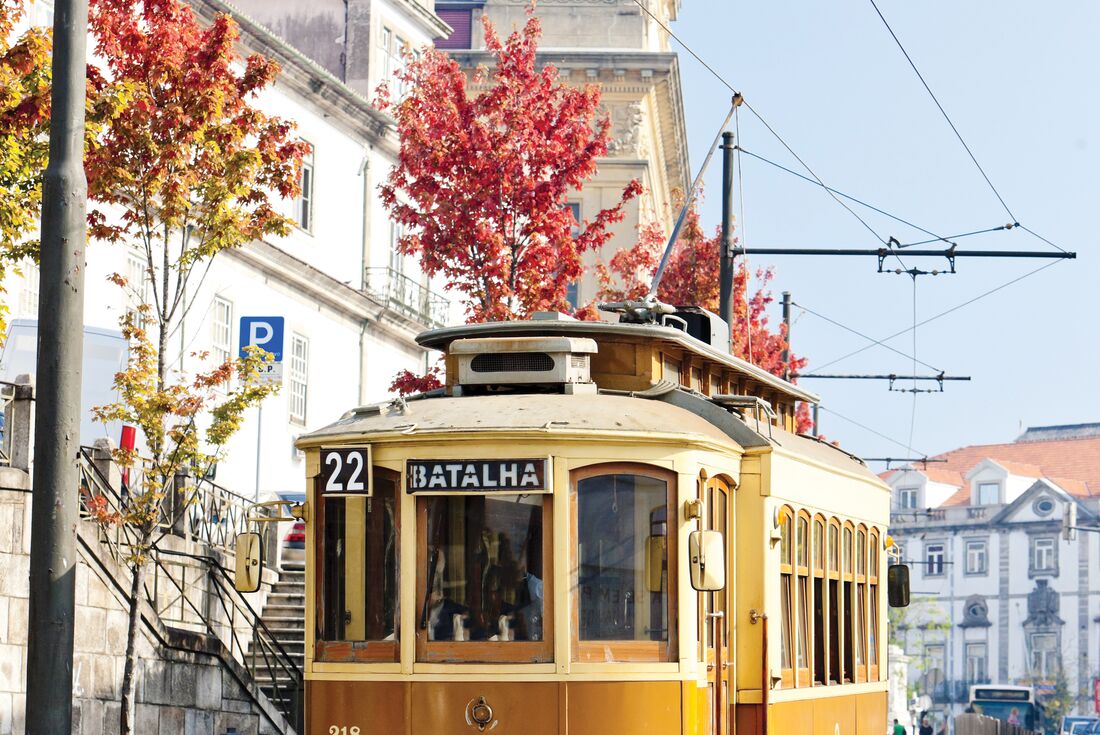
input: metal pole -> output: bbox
[254,405,262,500]
[780,291,791,381]
[27,0,89,731]
[719,132,735,326]
[812,404,819,438]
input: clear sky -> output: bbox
[671,1,1098,461]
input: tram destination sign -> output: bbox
[406,458,550,494]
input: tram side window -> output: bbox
[870,529,880,679]
[812,516,826,686]
[576,470,674,662]
[778,508,794,685]
[319,471,398,658]
[827,519,841,684]
[842,523,854,683]
[795,512,810,687]
[423,494,545,645]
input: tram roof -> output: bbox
[416,317,819,404]
[300,390,878,483]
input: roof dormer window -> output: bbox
[975,482,1000,506]
[897,487,919,510]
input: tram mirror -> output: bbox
[645,536,665,593]
[887,563,910,608]
[689,530,726,592]
[234,532,263,593]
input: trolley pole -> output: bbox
[718,131,736,328]
[27,0,89,731]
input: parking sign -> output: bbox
[239,316,284,384]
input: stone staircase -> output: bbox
[248,560,306,713]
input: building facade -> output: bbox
[7,0,452,499]
[437,0,691,307]
[884,424,1100,721]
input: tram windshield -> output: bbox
[423,494,545,643]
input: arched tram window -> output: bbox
[573,464,677,663]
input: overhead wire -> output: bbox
[793,300,940,373]
[817,406,930,457]
[628,0,889,249]
[809,258,1065,373]
[867,0,1019,226]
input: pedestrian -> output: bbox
[1007,707,1020,726]
[892,718,906,735]
[918,716,933,735]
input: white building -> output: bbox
[884,423,1100,721]
[7,0,453,499]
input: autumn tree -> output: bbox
[378,9,640,322]
[78,0,307,730]
[0,0,50,336]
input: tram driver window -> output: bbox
[318,470,399,662]
[575,468,676,662]
[420,494,547,653]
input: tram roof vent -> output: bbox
[450,336,598,394]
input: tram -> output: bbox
[237,308,909,734]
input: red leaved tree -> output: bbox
[377,9,640,323]
[600,210,814,433]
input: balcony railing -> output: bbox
[365,267,448,329]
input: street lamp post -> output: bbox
[26,0,89,732]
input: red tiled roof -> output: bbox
[922,468,964,486]
[926,436,1100,502]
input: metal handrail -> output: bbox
[77,448,303,730]
[0,381,19,467]
[364,266,448,328]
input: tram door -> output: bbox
[703,478,732,735]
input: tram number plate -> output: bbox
[406,458,550,494]
[319,447,373,495]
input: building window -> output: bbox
[289,333,308,424]
[897,487,918,510]
[965,540,988,575]
[19,259,39,315]
[296,147,314,233]
[1029,632,1058,677]
[925,542,945,577]
[965,643,988,683]
[380,27,408,97]
[212,297,232,365]
[923,643,946,693]
[436,8,473,50]
[1030,537,1056,574]
[975,482,1000,506]
[1033,497,1055,516]
[389,221,405,276]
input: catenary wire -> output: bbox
[867,0,1019,225]
[793,301,940,373]
[628,0,888,247]
[818,406,930,456]
[809,259,1064,373]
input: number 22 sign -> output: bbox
[318,447,372,496]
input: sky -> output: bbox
[670,1,1098,462]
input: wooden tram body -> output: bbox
[292,315,893,735]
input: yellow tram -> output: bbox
[241,310,906,734]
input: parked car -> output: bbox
[275,491,306,550]
[1075,716,1100,734]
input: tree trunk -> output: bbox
[119,559,147,735]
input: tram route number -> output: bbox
[328,727,361,735]
[318,447,373,495]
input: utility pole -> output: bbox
[781,291,791,380]
[27,0,89,732]
[719,131,735,326]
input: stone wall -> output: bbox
[0,483,290,735]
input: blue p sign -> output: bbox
[239,316,284,361]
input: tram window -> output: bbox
[842,523,854,683]
[870,529,880,679]
[318,471,398,660]
[576,470,675,662]
[812,516,826,686]
[422,494,545,646]
[778,508,793,682]
[795,513,810,686]
[827,518,840,684]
